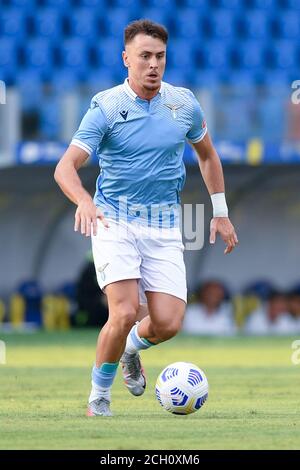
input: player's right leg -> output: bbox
[87,218,142,416]
[87,279,140,416]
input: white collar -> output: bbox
[123,78,164,101]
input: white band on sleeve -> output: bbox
[211,193,228,217]
[70,139,93,156]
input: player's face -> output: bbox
[123,34,166,91]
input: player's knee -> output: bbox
[114,304,138,333]
[153,318,182,342]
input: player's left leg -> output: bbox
[135,292,185,344]
[120,293,185,395]
[120,224,187,395]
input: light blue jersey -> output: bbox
[71,78,207,227]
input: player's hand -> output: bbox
[74,195,109,237]
[209,217,238,254]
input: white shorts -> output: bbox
[91,218,187,303]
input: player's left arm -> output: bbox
[191,132,238,254]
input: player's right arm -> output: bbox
[54,97,109,237]
[54,145,109,237]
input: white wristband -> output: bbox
[211,193,228,218]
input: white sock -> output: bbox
[125,323,154,355]
[89,380,111,404]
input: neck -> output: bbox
[128,77,160,101]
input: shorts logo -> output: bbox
[164,103,184,119]
[97,262,109,281]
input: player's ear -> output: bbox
[122,50,129,68]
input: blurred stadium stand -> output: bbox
[0,1,300,331]
[0,0,299,145]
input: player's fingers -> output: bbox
[81,215,86,235]
[210,227,216,244]
[74,213,80,232]
[225,234,238,253]
[228,236,235,248]
[92,216,97,236]
[85,217,91,237]
[97,210,110,228]
[231,234,238,248]
[224,244,233,255]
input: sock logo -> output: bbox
[120,110,128,120]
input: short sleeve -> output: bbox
[186,91,207,143]
[70,97,108,155]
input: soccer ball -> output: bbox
[155,362,208,415]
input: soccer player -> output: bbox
[54,20,238,417]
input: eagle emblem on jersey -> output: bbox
[164,103,184,119]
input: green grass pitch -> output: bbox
[0,330,299,450]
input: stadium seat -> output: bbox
[76,0,106,6]
[273,12,300,39]
[279,0,300,8]
[262,70,291,93]
[40,96,61,139]
[238,10,271,39]
[31,8,63,38]
[178,0,209,7]
[93,38,124,69]
[59,38,90,70]
[15,70,44,110]
[42,293,70,331]
[8,0,35,6]
[190,69,222,88]
[16,280,43,327]
[41,0,73,6]
[23,39,54,73]
[234,40,266,70]
[167,39,196,70]
[0,38,19,72]
[140,8,171,28]
[200,40,232,70]
[0,8,28,39]
[67,8,101,39]
[260,97,284,140]
[50,68,80,93]
[163,68,191,87]
[223,70,258,88]
[145,0,177,9]
[113,0,140,8]
[245,0,277,8]
[207,9,237,39]
[86,68,118,94]
[269,40,298,69]
[215,0,241,7]
[171,8,202,39]
[104,9,133,37]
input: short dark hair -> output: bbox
[124,19,168,46]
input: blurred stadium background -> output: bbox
[0,0,300,332]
